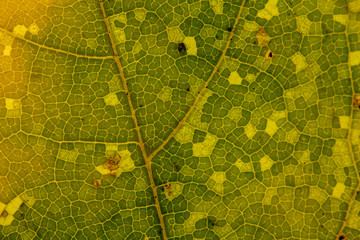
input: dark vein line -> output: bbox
[97,1,168,239]
[148,0,247,161]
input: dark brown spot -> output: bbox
[339,235,346,240]
[266,50,273,58]
[177,42,186,53]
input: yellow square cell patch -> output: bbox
[5,98,21,118]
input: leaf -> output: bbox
[0,0,360,239]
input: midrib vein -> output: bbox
[149,0,247,161]
[0,27,113,60]
[97,1,168,239]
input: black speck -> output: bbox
[139,105,143,107]
[226,27,232,32]
[177,42,186,53]
[215,35,219,39]
[268,51,273,58]
[186,88,190,92]
[339,235,345,240]
[253,41,257,44]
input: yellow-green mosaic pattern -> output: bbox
[1,0,360,239]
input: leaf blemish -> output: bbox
[353,94,360,109]
[93,180,101,188]
[339,235,346,240]
[1,210,8,217]
[107,153,121,171]
[266,50,273,58]
[177,42,186,54]
[256,27,270,47]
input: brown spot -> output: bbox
[265,50,274,58]
[339,235,346,240]
[93,180,101,188]
[164,183,173,197]
[1,210,8,217]
[256,27,270,47]
[353,94,360,109]
[106,153,121,171]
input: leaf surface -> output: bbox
[1,0,360,239]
